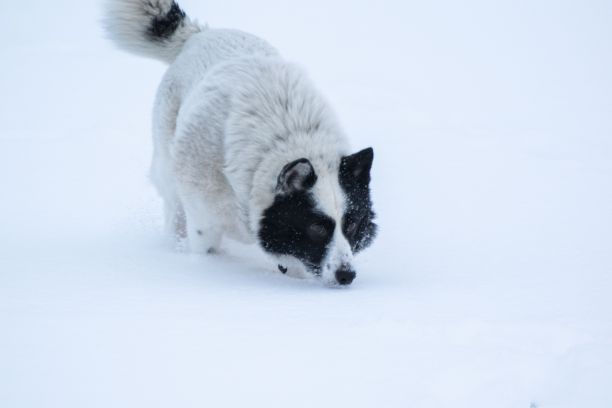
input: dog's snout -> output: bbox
[335,266,356,285]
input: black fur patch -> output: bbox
[259,191,335,274]
[148,2,186,41]
[339,148,377,252]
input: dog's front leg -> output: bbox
[180,194,224,254]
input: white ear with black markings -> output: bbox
[276,158,317,194]
[340,147,374,184]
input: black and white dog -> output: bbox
[105,0,377,285]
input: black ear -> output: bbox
[340,147,374,184]
[277,158,317,194]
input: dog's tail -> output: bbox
[103,0,203,64]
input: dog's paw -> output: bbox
[277,264,309,279]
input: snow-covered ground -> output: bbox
[1,1,611,407]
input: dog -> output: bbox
[104,0,377,285]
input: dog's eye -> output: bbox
[346,222,358,236]
[307,223,329,242]
[344,215,365,238]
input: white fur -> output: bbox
[105,1,354,280]
[103,0,203,63]
[311,167,354,283]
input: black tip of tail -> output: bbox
[147,2,186,41]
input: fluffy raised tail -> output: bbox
[104,0,203,64]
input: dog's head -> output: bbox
[258,147,377,285]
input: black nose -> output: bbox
[335,267,356,285]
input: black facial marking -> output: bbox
[259,191,335,275]
[307,222,331,243]
[339,147,378,253]
[148,1,186,41]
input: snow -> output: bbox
[1,0,612,407]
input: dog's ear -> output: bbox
[277,158,317,194]
[340,147,374,184]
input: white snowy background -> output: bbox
[1,1,611,407]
